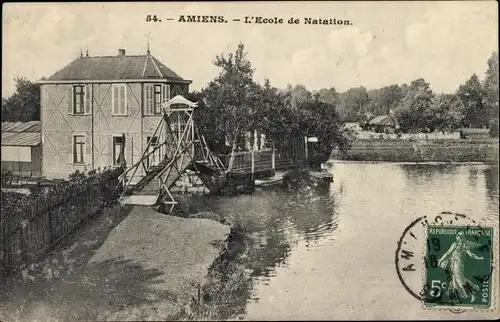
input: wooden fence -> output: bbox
[217,136,308,174]
[219,149,274,173]
[274,136,308,170]
[0,167,123,277]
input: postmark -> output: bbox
[395,212,497,313]
[423,225,494,309]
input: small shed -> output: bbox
[368,115,397,133]
[1,121,42,176]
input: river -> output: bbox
[202,162,499,320]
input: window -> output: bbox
[73,85,85,114]
[154,85,162,114]
[68,84,92,115]
[73,135,85,164]
[112,84,127,115]
[113,136,126,165]
[144,84,170,115]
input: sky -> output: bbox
[2,1,498,98]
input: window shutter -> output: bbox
[112,85,117,114]
[162,84,168,103]
[67,86,73,114]
[121,85,126,115]
[85,134,91,164]
[70,136,75,165]
[108,136,113,166]
[145,84,153,115]
[85,85,92,114]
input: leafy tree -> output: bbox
[254,79,293,148]
[195,44,350,171]
[456,74,488,128]
[367,85,403,116]
[316,87,340,106]
[395,78,435,132]
[338,86,370,122]
[2,77,41,122]
[428,94,466,131]
[288,84,313,110]
[483,52,499,136]
[297,98,350,169]
[201,43,258,169]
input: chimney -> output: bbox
[118,49,126,56]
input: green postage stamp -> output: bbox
[424,225,495,310]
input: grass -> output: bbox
[165,193,257,321]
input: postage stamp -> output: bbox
[423,225,495,310]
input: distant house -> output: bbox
[368,115,397,133]
[37,47,192,179]
[342,122,363,133]
[460,128,491,139]
[1,121,42,176]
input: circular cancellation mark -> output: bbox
[395,212,495,313]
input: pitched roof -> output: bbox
[2,132,41,147]
[162,95,198,108]
[1,121,42,147]
[369,115,394,126]
[2,121,41,132]
[44,53,189,82]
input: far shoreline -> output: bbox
[331,138,499,164]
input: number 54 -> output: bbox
[430,280,447,298]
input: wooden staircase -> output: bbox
[128,158,171,194]
[117,95,225,211]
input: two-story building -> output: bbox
[38,48,191,179]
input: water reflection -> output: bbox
[198,163,499,321]
[484,166,499,199]
[399,163,459,184]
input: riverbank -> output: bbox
[0,205,230,321]
[332,138,499,163]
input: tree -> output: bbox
[297,98,350,169]
[428,94,466,131]
[483,52,499,136]
[2,77,41,122]
[288,84,312,110]
[316,87,340,106]
[338,86,370,122]
[254,79,293,148]
[367,85,403,117]
[395,78,435,132]
[201,43,260,169]
[456,74,487,128]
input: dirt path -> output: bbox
[0,206,230,321]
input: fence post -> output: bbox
[251,149,255,180]
[272,147,275,172]
[304,136,308,160]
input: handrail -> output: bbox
[119,114,165,192]
[119,140,169,179]
[154,143,192,183]
[154,115,194,180]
